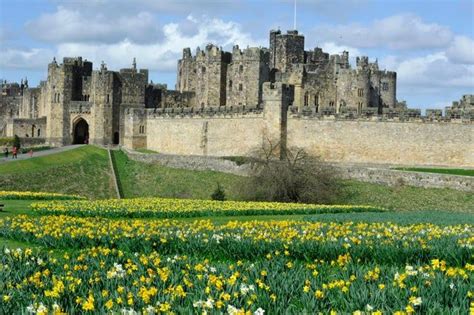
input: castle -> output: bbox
[1,30,473,167]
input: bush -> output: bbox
[0,137,13,146]
[13,135,21,150]
[243,138,341,204]
[211,183,226,201]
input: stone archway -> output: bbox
[73,118,89,144]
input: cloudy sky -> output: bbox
[0,0,473,109]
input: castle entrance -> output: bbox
[73,118,89,144]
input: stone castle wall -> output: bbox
[141,83,473,168]
[146,111,266,156]
[287,118,473,167]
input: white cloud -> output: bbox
[54,15,264,72]
[311,14,453,50]
[26,6,162,44]
[379,53,474,109]
[446,36,474,64]
[0,47,54,70]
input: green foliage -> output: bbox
[393,167,474,177]
[211,183,226,201]
[0,137,13,146]
[13,135,21,150]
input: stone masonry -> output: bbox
[2,29,473,167]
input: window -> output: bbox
[107,94,110,103]
[202,66,206,74]
[358,102,363,113]
[37,129,41,137]
[304,93,309,106]
[239,84,243,91]
[239,65,244,73]
[382,82,389,91]
[314,93,319,106]
[139,125,145,134]
[329,101,334,107]
[357,89,364,97]
[229,80,233,91]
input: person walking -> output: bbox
[12,146,17,159]
[3,147,8,159]
[29,149,34,158]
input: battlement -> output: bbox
[231,45,269,61]
[147,104,263,119]
[288,105,473,123]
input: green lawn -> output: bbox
[338,180,474,212]
[0,200,34,218]
[112,150,247,200]
[113,150,473,212]
[0,147,472,211]
[393,167,474,177]
[0,146,116,199]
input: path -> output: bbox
[0,145,84,163]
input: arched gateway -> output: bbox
[73,118,89,144]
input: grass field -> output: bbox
[113,150,473,212]
[112,150,247,200]
[393,167,474,177]
[0,146,116,199]
[0,147,472,211]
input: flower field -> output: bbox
[31,197,385,218]
[0,190,84,200]
[1,213,474,313]
[1,195,473,314]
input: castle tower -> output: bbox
[269,30,305,73]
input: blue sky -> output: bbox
[1,0,473,109]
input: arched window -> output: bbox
[304,93,309,106]
[314,93,319,106]
[37,129,41,137]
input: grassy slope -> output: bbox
[393,167,474,177]
[112,150,246,200]
[113,150,473,212]
[0,146,115,199]
[339,180,473,212]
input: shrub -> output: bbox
[13,135,21,150]
[243,138,341,204]
[211,183,226,201]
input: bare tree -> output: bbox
[244,137,340,204]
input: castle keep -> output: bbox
[2,30,473,167]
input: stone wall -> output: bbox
[287,118,474,167]
[123,148,252,176]
[146,112,266,156]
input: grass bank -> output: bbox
[0,146,116,199]
[114,150,473,212]
[112,150,246,200]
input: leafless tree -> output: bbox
[244,137,340,204]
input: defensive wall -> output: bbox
[138,83,473,168]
